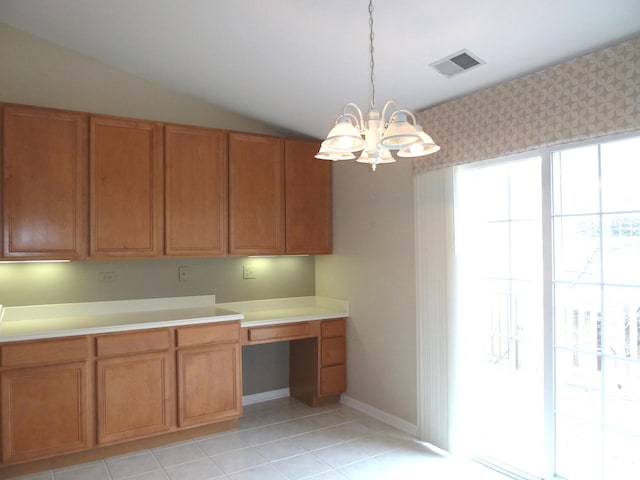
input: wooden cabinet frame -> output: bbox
[228,132,285,255]
[0,336,92,464]
[176,322,242,427]
[242,318,346,406]
[2,104,88,259]
[96,351,175,444]
[1,103,332,260]
[89,115,164,257]
[0,317,344,468]
[165,124,228,256]
[177,343,242,427]
[284,139,332,254]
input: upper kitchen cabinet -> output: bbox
[2,104,88,259]
[284,139,332,254]
[165,125,228,256]
[229,132,285,255]
[90,116,163,257]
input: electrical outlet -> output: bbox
[243,265,256,279]
[98,271,116,283]
[178,266,189,282]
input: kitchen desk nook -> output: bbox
[0,295,348,469]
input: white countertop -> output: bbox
[220,297,348,327]
[0,295,349,343]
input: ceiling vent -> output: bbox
[431,49,484,77]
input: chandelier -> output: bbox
[316,0,440,171]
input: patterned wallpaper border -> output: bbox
[414,36,640,172]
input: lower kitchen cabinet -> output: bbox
[95,330,175,445]
[0,317,341,468]
[176,322,242,427]
[319,319,347,397]
[177,343,242,427]
[96,351,175,444]
[0,337,91,464]
[262,318,346,407]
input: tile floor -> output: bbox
[11,398,512,480]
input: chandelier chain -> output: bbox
[368,0,375,110]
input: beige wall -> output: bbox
[316,161,417,424]
[0,23,281,134]
[0,256,316,307]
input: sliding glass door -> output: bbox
[453,133,640,479]
[455,157,545,478]
[552,137,640,480]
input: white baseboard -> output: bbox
[340,394,419,437]
[242,388,290,405]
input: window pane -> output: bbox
[604,358,640,434]
[601,136,640,213]
[553,146,600,215]
[555,349,602,420]
[554,215,601,283]
[475,164,510,221]
[554,283,602,352]
[509,157,542,220]
[480,221,510,278]
[602,213,640,285]
[511,219,542,280]
[604,430,640,479]
[556,416,602,480]
[602,286,640,359]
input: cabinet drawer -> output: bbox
[320,364,346,396]
[247,322,311,342]
[177,322,240,347]
[321,319,346,337]
[1,337,89,368]
[321,337,346,366]
[96,329,170,357]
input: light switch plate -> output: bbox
[243,265,256,279]
[178,266,189,282]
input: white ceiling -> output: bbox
[1,0,639,138]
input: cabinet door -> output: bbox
[285,139,332,254]
[90,116,163,257]
[2,105,88,259]
[165,125,228,256]
[96,351,174,444]
[1,362,90,463]
[229,133,285,255]
[177,343,242,427]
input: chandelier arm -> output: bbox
[390,109,418,125]
[380,99,399,125]
[342,103,365,130]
